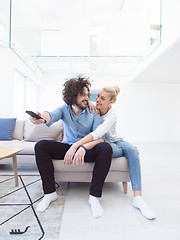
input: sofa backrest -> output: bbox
[12,120,25,140]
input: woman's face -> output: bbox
[96,89,114,111]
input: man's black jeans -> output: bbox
[35,140,112,197]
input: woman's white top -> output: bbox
[90,108,122,142]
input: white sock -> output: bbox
[133,196,155,220]
[36,192,58,212]
[88,195,104,218]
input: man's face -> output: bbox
[75,87,90,110]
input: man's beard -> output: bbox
[75,100,88,110]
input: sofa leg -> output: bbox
[122,182,127,194]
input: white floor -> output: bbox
[58,143,180,240]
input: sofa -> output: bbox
[0,119,130,193]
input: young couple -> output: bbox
[30,76,155,220]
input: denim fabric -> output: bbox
[46,104,103,144]
[109,140,142,191]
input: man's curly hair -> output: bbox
[62,76,91,105]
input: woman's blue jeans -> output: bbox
[110,140,142,191]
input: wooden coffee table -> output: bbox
[0,147,23,186]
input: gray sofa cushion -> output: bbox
[0,140,20,146]
[0,140,36,155]
[53,156,128,172]
[24,120,63,142]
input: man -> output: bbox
[31,76,112,218]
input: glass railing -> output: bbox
[0,0,10,48]
[1,0,162,73]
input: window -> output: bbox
[14,70,26,119]
[14,69,39,119]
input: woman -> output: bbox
[68,86,155,220]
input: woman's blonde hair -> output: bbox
[103,85,120,103]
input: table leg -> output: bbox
[12,154,18,186]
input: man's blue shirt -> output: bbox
[46,104,102,145]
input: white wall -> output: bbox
[39,77,64,112]
[38,74,130,111]
[39,76,180,143]
[114,82,180,143]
